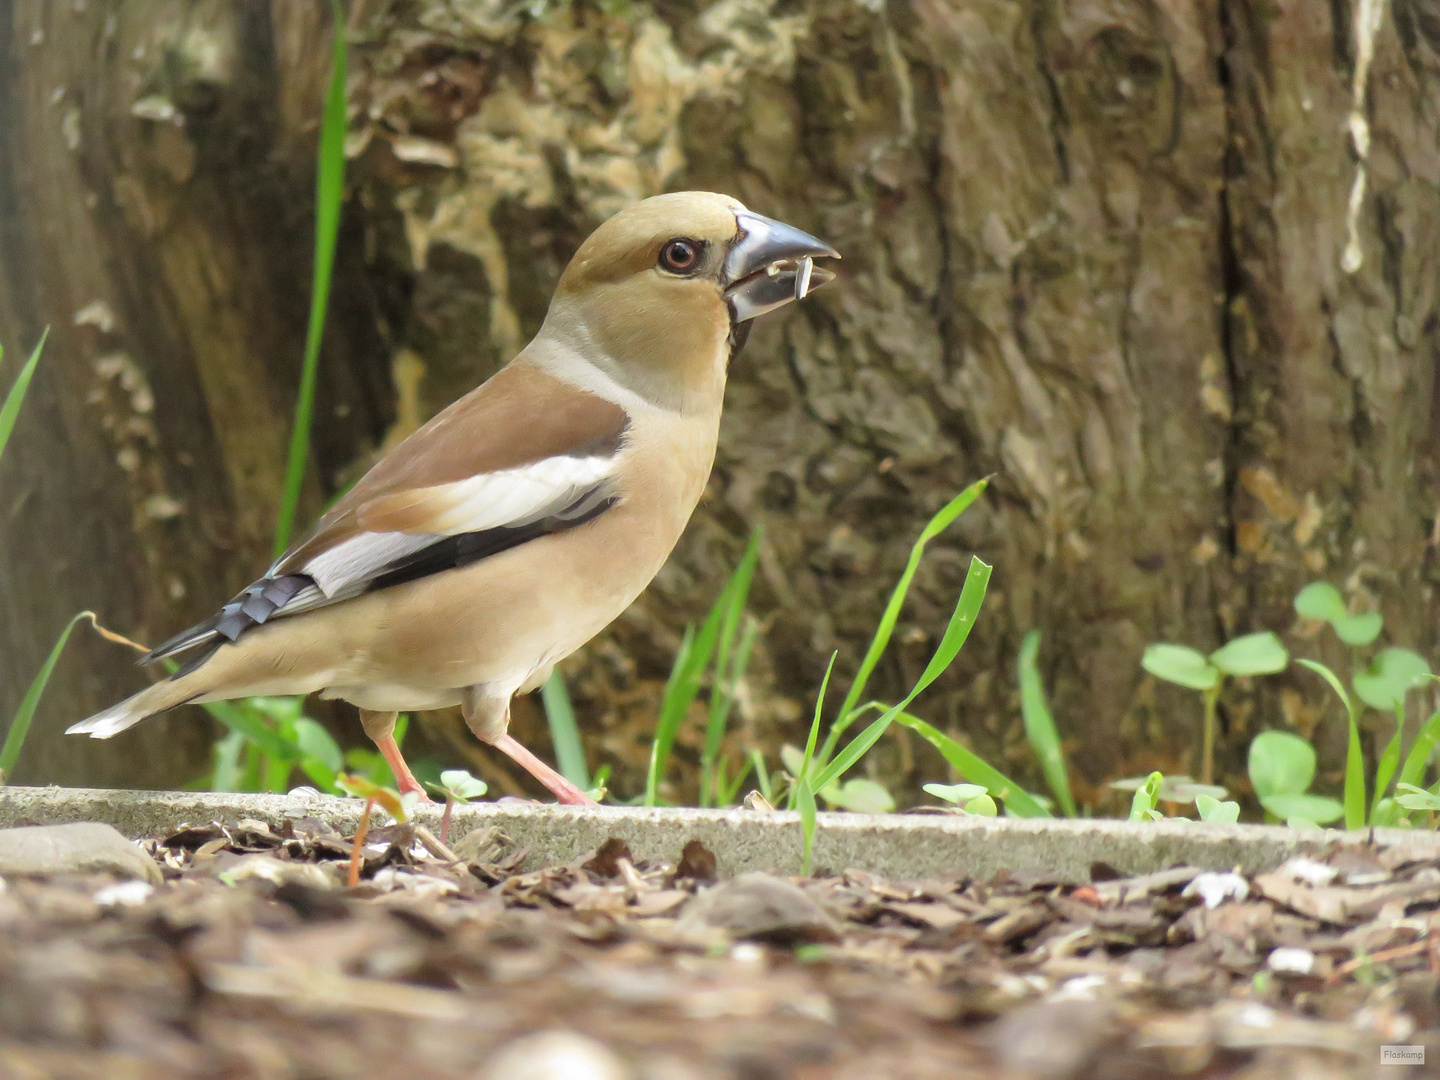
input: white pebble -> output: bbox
[1182,871,1249,909]
[482,1031,631,1080]
[93,880,153,907]
[1280,857,1337,886]
[1266,947,1315,974]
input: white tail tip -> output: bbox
[66,705,143,739]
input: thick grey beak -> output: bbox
[724,210,839,322]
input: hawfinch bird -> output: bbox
[69,192,838,806]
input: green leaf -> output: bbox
[819,778,895,814]
[1195,793,1240,823]
[1129,771,1164,820]
[1297,659,1366,829]
[1353,648,1431,713]
[0,328,48,466]
[1395,783,1440,812]
[963,794,998,816]
[1210,632,1288,677]
[1142,644,1220,691]
[1018,630,1076,817]
[822,478,989,761]
[291,718,342,773]
[274,0,349,557]
[1332,612,1382,647]
[439,769,488,800]
[1372,797,1406,828]
[1260,793,1344,824]
[1108,774,1227,805]
[1293,582,1346,623]
[1248,730,1316,799]
[0,609,87,780]
[335,773,409,822]
[901,713,1050,818]
[924,782,989,804]
[812,556,991,794]
[540,669,589,791]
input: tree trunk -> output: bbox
[0,0,392,786]
[3,0,1436,806]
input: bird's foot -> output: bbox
[492,734,599,807]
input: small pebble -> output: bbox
[93,880,153,907]
[1182,871,1249,909]
[1266,947,1315,975]
[483,1030,631,1080]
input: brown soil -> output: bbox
[2,815,1438,1079]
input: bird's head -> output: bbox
[545,192,838,410]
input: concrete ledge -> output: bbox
[3,786,1437,881]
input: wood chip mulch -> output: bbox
[2,815,1439,1079]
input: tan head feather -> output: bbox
[547,192,750,413]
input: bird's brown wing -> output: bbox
[144,361,629,664]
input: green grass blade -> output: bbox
[199,699,302,764]
[787,652,836,810]
[210,729,246,792]
[895,712,1051,818]
[811,556,991,793]
[792,653,836,856]
[0,328,48,466]
[0,608,87,781]
[646,549,749,805]
[1372,713,1403,822]
[797,773,817,874]
[541,669,590,790]
[645,626,696,806]
[718,755,754,806]
[700,530,762,806]
[1397,701,1440,794]
[1344,713,1366,830]
[802,654,836,770]
[820,478,989,763]
[750,749,773,804]
[273,0,348,557]
[1298,659,1365,830]
[1018,629,1076,816]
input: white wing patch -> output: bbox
[300,454,616,599]
[302,532,439,598]
[410,455,615,534]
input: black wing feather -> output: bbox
[140,484,617,665]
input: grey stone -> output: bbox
[990,1000,1120,1079]
[676,872,840,944]
[0,821,161,883]
[2,786,1439,883]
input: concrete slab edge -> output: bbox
[3,786,1437,882]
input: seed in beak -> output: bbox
[796,257,814,300]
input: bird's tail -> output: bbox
[66,672,207,739]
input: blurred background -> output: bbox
[1,0,1436,805]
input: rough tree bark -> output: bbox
[0,1,392,785]
[2,0,1436,805]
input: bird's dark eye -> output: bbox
[659,238,703,274]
